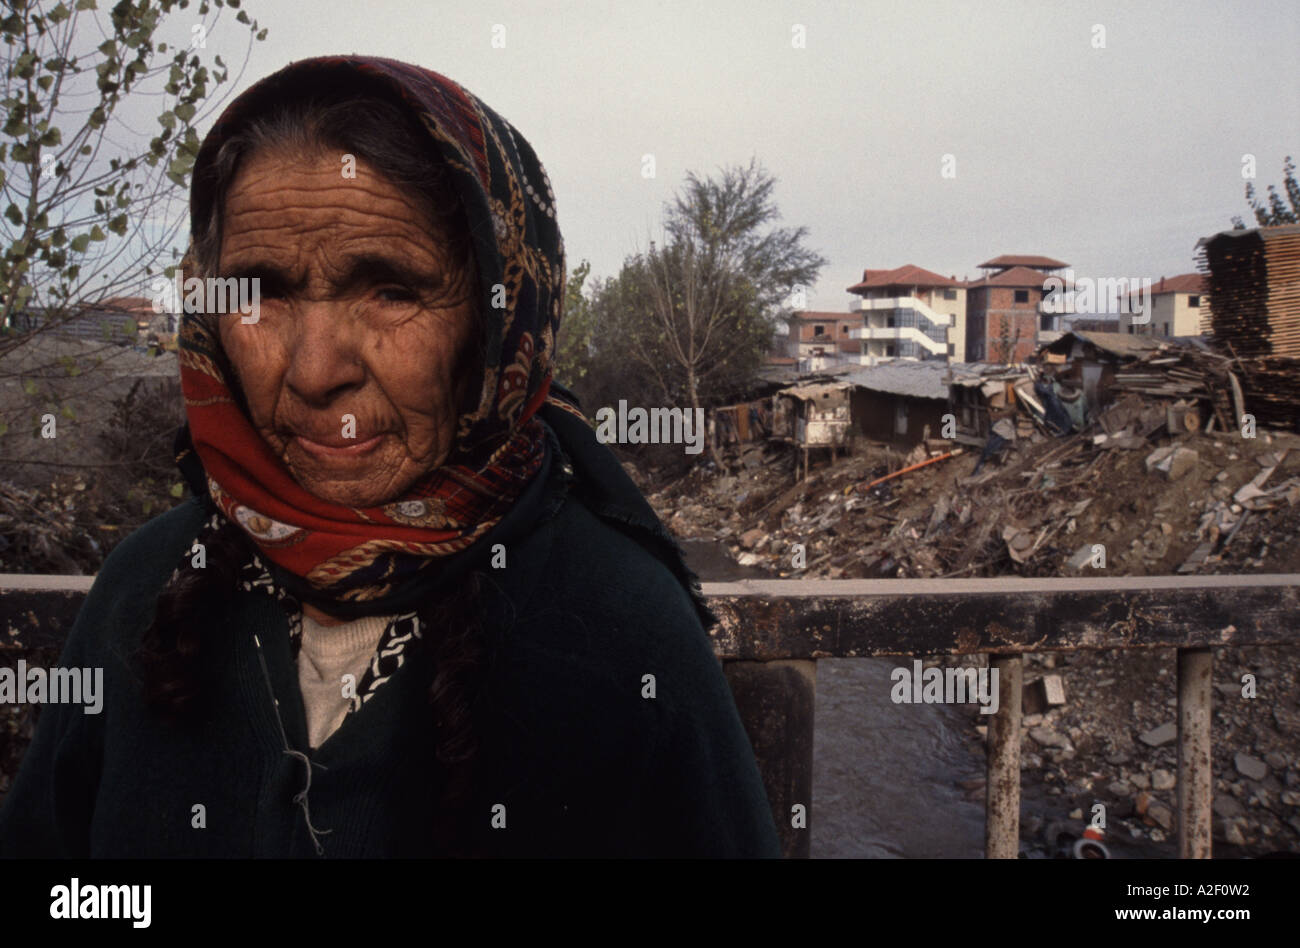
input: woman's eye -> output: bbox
[377,286,418,304]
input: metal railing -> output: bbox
[3,572,1298,858]
[704,573,1300,858]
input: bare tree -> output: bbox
[631,157,826,468]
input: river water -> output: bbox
[679,538,992,857]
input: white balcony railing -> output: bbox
[849,325,947,355]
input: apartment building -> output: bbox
[845,265,967,364]
[1118,273,1207,337]
[965,254,1067,363]
[784,310,862,369]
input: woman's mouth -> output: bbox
[293,432,386,459]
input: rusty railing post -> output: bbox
[1176,647,1213,858]
[985,652,1023,858]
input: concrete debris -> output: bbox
[1140,722,1178,747]
[1146,801,1175,832]
[1234,753,1269,781]
[1024,674,1068,715]
[1144,445,1200,480]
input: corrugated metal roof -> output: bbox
[779,381,853,399]
[842,360,952,400]
[1040,330,1163,359]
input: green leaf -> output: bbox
[70,233,90,253]
[76,0,97,9]
[4,204,21,226]
[174,101,195,122]
[108,213,128,236]
[23,379,38,396]
[0,421,8,436]
[89,224,106,241]
[49,2,71,24]
[61,403,76,420]
[170,482,184,498]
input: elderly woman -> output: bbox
[0,56,779,858]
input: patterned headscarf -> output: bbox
[178,56,586,607]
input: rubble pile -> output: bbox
[649,415,1300,582]
[962,648,1300,856]
[640,343,1300,856]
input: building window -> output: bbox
[1163,323,1170,335]
[1014,290,1030,304]
[1128,325,1135,334]
[842,325,849,334]
[947,342,955,356]
[943,289,957,300]
[813,324,825,336]
[885,344,895,357]
[1188,295,1200,307]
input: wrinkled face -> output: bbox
[217,150,479,508]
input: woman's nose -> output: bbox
[283,300,366,406]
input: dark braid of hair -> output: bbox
[135,516,248,717]
[135,513,494,856]
[422,569,492,856]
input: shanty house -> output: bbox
[1037,330,1161,414]
[946,363,1029,443]
[771,382,853,447]
[843,361,952,447]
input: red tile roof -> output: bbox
[1127,273,1206,297]
[967,265,1053,288]
[93,296,156,311]
[977,254,1068,270]
[847,264,962,293]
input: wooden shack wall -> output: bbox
[851,389,948,446]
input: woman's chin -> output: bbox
[286,453,413,508]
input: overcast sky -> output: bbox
[147,0,1299,311]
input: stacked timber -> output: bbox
[1196,223,1300,357]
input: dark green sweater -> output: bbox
[0,405,780,858]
